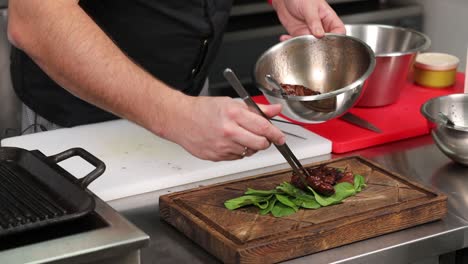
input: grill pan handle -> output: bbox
[48,148,106,188]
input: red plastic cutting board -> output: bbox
[255,73,465,153]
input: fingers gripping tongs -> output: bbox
[223,68,310,184]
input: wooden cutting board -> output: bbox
[159,156,447,264]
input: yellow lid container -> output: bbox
[413,52,459,88]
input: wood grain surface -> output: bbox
[159,156,447,264]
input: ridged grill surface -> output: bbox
[0,161,67,230]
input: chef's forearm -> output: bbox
[7,0,181,136]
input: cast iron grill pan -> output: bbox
[0,147,105,237]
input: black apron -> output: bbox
[11,0,232,127]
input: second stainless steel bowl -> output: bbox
[421,94,468,166]
[346,24,431,107]
[253,34,375,123]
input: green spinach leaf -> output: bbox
[292,197,321,209]
[277,182,315,201]
[277,182,320,209]
[275,194,299,212]
[271,202,296,217]
[245,188,278,196]
[308,182,356,206]
[259,196,277,215]
[224,195,272,210]
[254,200,270,209]
[354,174,366,192]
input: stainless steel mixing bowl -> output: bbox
[346,24,431,107]
[421,94,468,166]
[253,34,375,123]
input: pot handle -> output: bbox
[48,147,106,188]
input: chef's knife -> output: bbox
[223,68,310,184]
[340,112,382,133]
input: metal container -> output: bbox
[253,34,375,123]
[421,94,468,166]
[413,52,459,88]
[346,24,431,107]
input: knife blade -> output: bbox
[340,112,382,133]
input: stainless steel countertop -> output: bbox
[109,135,468,264]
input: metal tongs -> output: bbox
[223,68,310,184]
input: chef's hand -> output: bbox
[165,96,285,161]
[271,0,345,41]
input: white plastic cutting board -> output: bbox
[1,119,331,201]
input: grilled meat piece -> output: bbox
[337,171,354,184]
[291,165,349,196]
[280,83,320,96]
[306,175,335,196]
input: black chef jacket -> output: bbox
[10,0,233,127]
